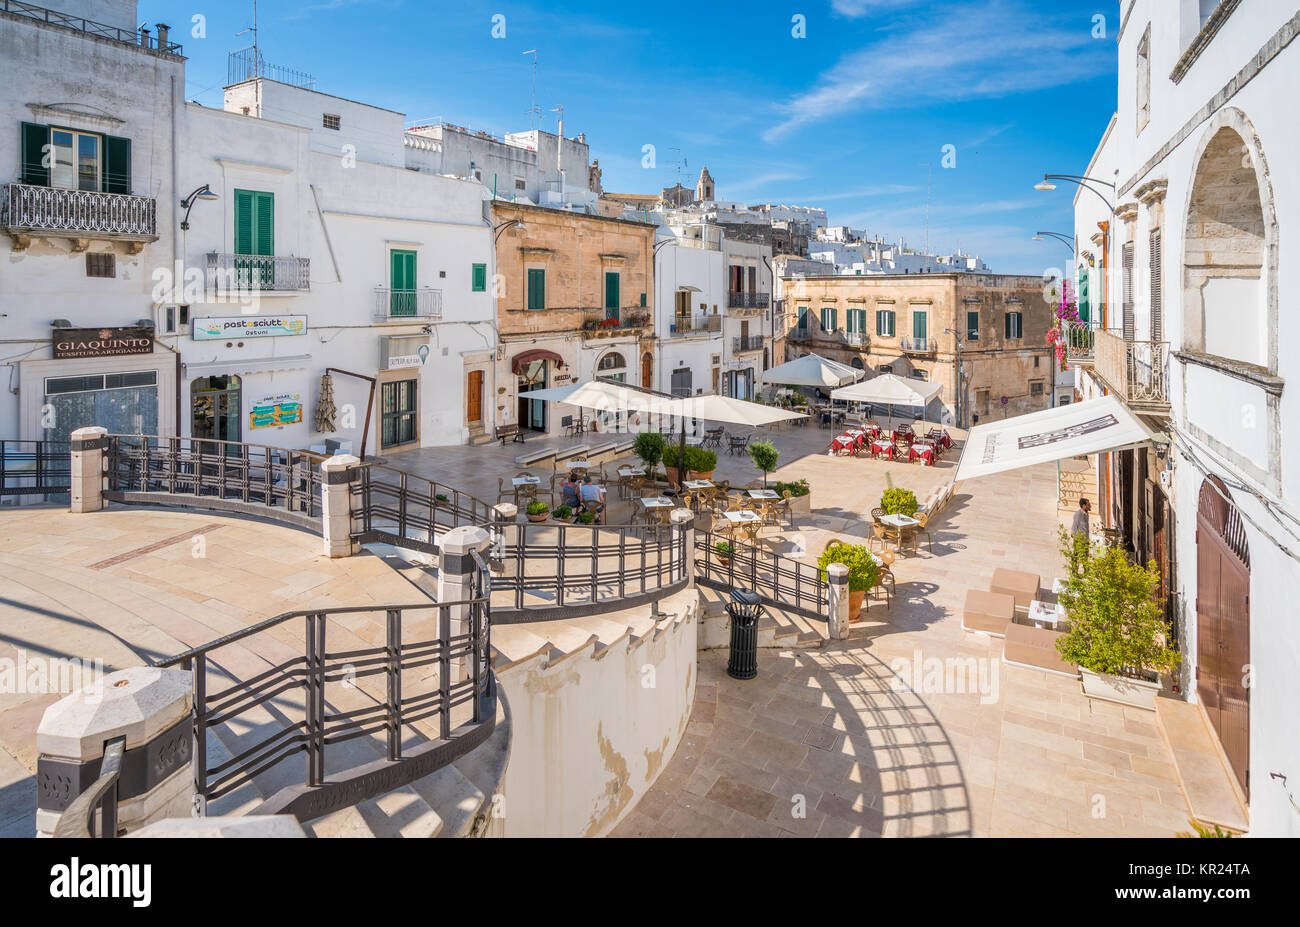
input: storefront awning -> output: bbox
[183,354,312,377]
[511,349,564,374]
[954,395,1159,483]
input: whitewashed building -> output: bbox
[1071,0,1300,836]
[720,237,774,399]
[653,224,725,397]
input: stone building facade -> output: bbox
[779,274,1052,425]
[492,201,657,437]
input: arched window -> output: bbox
[597,352,626,372]
[850,357,864,370]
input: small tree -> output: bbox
[881,487,918,517]
[633,431,667,471]
[1054,527,1180,679]
[748,439,780,487]
[817,542,878,593]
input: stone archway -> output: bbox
[1182,108,1278,372]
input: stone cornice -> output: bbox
[1135,179,1168,205]
[1116,202,1140,222]
[1171,0,1244,84]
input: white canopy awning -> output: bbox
[521,379,680,416]
[669,394,806,427]
[954,395,1159,483]
[758,353,862,388]
[831,373,943,406]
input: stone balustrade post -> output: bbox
[670,508,696,588]
[69,426,107,514]
[438,526,493,684]
[492,502,519,579]
[320,454,361,558]
[825,563,850,640]
[36,666,194,837]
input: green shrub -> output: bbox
[881,487,918,516]
[1054,527,1179,678]
[576,510,595,525]
[633,431,667,470]
[773,479,810,498]
[434,493,449,503]
[817,542,878,593]
[525,499,549,516]
[748,440,780,486]
[670,444,718,473]
[552,504,573,520]
[714,540,734,558]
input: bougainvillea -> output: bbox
[1045,281,1082,372]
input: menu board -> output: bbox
[249,392,303,429]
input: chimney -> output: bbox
[139,26,150,47]
[156,23,170,50]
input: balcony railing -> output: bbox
[728,291,771,311]
[900,336,937,354]
[580,308,652,336]
[1061,319,1096,363]
[1,1,184,55]
[732,335,765,353]
[373,287,443,322]
[671,314,721,335]
[1095,330,1170,413]
[844,331,869,347]
[206,253,310,292]
[1,183,157,245]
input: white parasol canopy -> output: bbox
[758,353,863,389]
[520,379,680,416]
[830,373,943,406]
[668,394,807,427]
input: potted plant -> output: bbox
[747,439,779,487]
[714,540,734,565]
[434,493,449,509]
[552,504,573,522]
[633,431,667,473]
[773,478,812,515]
[881,487,919,517]
[575,510,596,525]
[525,499,550,523]
[686,445,717,480]
[817,541,878,621]
[1054,528,1179,710]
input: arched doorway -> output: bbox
[641,352,653,389]
[1195,476,1250,796]
[1183,119,1271,368]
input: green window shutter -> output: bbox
[253,191,274,256]
[1005,313,1011,338]
[471,263,487,292]
[527,268,545,310]
[234,190,274,256]
[21,122,50,186]
[390,250,416,316]
[913,313,927,341]
[1077,268,1090,324]
[234,190,254,255]
[604,272,620,310]
[640,292,646,307]
[102,135,131,194]
[797,306,808,330]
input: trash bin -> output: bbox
[726,588,763,680]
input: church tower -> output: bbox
[695,166,714,203]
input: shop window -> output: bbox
[381,379,418,448]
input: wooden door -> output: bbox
[641,353,653,388]
[1195,477,1250,797]
[466,370,483,424]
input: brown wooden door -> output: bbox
[466,370,483,424]
[1195,478,1250,797]
[641,353,653,388]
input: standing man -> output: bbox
[1070,497,1091,573]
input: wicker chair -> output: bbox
[904,511,934,554]
[873,550,896,608]
[870,506,885,523]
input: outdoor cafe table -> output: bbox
[830,433,859,454]
[926,430,952,450]
[511,475,541,487]
[908,440,935,465]
[638,497,675,510]
[565,459,592,474]
[618,465,646,477]
[683,479,714,490]
[870,438,894,458]
[879,512,918,552]
[747,489,779,500]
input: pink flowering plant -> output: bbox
[1045,281,1084,372]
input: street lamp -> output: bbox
[1033,173,1115,214]
[944,327,966,429]
[1032,231,1076,256]
[179,183,219,230]
[494,218,526,242]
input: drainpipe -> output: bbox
[170,73,181,437]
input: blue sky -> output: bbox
[143,0,1118,274]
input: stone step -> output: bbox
[406,762,484,838]
[491,625,555,666]
[1154,696,1249,833]
[303,783,445,838]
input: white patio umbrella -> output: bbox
[520,378,680,429]
[758,353,863,389]
[830,373,944,428]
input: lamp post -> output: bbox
[179,184,219,231]
[494,218,526,242]
[943,327,967,429]
[1032,231,1076,256]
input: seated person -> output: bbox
[561,473,581,508]
[579,477,606,522]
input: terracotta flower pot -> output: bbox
[691,469,715,481]
[849,589,866,621]
[664,466,683,488]
[526,512,548,523]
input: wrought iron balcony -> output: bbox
[1060,319,1096,363]
[1094,330,1170,415]
[206,253,310,293]
[900,336,937,354]
[1,183,157,251]
[670,314,722,335]
[732,335,765,353]
[373,287,443,322]
[580,308,653,337]
[844,331,869,348]
[728,291,770,311]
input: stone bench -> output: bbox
[990,567,1040,611]
[1003,622,1077,677]
[961,589,1015,637]
[515,447,555,468]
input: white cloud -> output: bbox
[765,1,1108,142]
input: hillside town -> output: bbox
[0,0,1295,876]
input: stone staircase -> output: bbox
[468,424,493,447]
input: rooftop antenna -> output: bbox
[236,0,259,70]
[523,50,539,129]
[669,147,686,193]
[919,162,932,255]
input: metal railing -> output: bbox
[104,435,323,531]
[52,736,125,838]
[696,529,828,622]
[1,183,158,241]
[373,287,443,322]
[732,335,765,353]
[1061,319,1096,362]
[1,1,184,54]
[227,45,314,89]
[352,463,494,555]
[844,331,869,347]
[206,253,311,292]
[671,315,721,335]
[900,336,937,354]
[1095,330,1170,411]
[0,439,69,498]
[581,308,652,333]
[156,597,494,822]
[491,521,689,623]
[728,291,770,310]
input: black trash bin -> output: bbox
[726,588,763,680]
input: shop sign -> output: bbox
[52,326,154,359]
[192,316,307,340]
[249,392,303,429]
